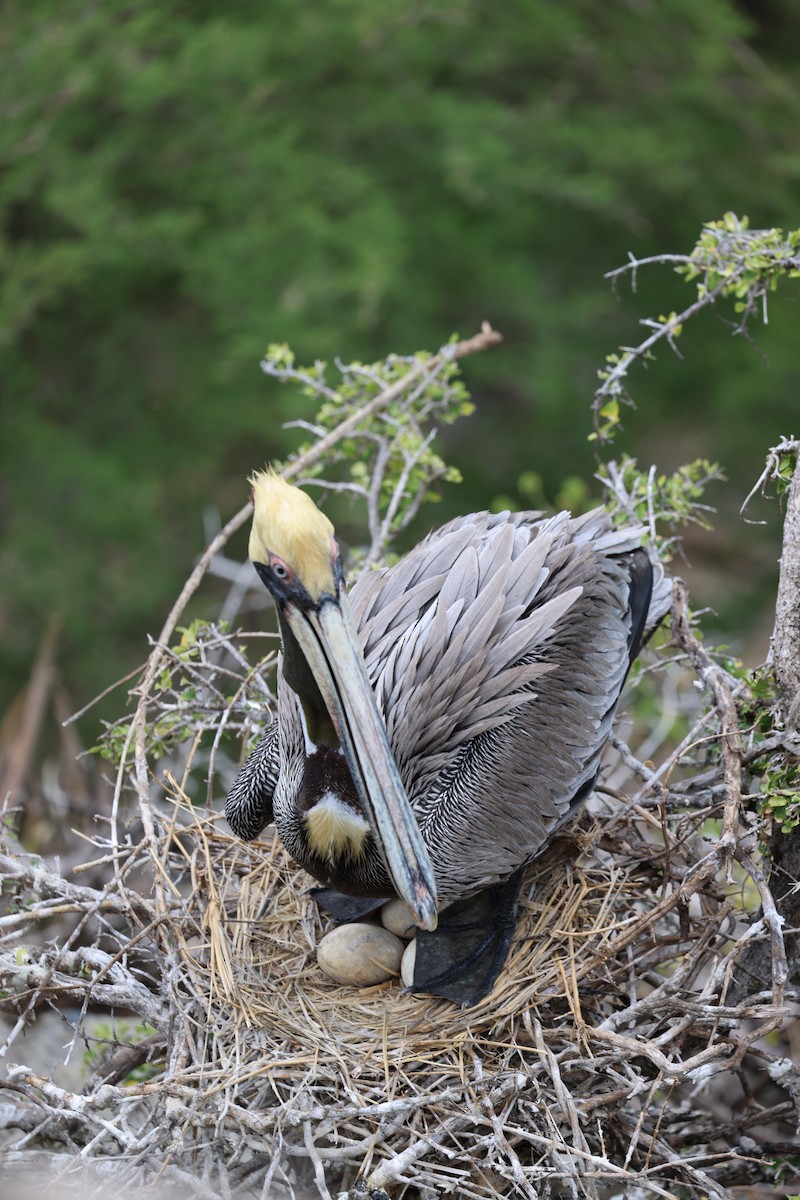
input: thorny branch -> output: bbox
[594,272,734,435]
[596,217,800,440]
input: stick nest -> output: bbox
[3,758,795,1200]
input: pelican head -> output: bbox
[247,470,438,931]
[249,470,339,604]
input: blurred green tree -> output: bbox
[2,0,800,717]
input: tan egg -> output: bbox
[380,899,417,939]
[400,939,417,989]
[317,923,404,987]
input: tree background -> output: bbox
[3,6,800,1192]
[2,0,800,736]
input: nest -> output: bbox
[218,826,627,1042]
[62,781,786,1200]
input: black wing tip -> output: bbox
[224,791,268,841]
[626,548,655,663]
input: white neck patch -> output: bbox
[303,791,370,863]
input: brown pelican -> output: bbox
[225,470,667,1005]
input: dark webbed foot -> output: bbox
[310,875,524,1007]
[411,869,525,1006]
[310,887,385,923]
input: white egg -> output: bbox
[317,923,404,987]
[400,939,417,989]
[380,899,417,939]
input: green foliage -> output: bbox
[774,446,799,495]
[759,763,800,834]
[678,212,800,315]
[733,664,800,834]
[597,454,724,556]
[83,1021,163,1085]
[773,1157,800,1194]
[593,213,800,444]
[96,617,250,767]
[680,650,800,838]
[735,662,779,736]
[261,342,474,537]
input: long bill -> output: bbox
[282,591,439,932]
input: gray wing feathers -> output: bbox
[358,529,584,796]
[567,509,672,629]
[347,507,651,902]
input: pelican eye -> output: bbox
[269,554,293,583]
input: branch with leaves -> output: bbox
[595,212,800,442]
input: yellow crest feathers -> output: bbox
[248,469,337,601]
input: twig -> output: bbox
[593,274,736,437]
[668,581,745,868]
